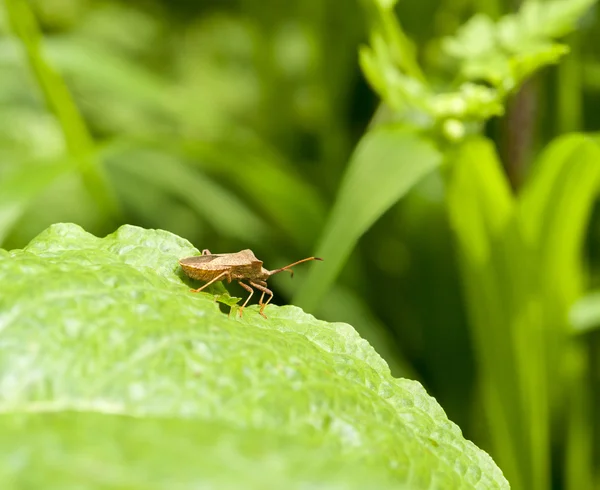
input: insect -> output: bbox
[179,249,322,318]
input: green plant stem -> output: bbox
[361,0,426,84]
[565,342,593,490]
[557,35,582,134]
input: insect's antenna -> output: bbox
[268,257,323,278]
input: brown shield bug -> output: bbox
[179,249,322,318]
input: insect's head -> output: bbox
[268,256,323,278]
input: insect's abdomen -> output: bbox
[180,264,225,282]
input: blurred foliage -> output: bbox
[2,0,600,488]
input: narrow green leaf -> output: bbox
[3,0,119,219]
[518,135,600,412]
[517,136,600,490]
[101,137,325,251]
[446,138,514,263]
[0,160,72,245]
[181,138,326,250]
[447,137,537,490]
[105,148,270,244]
[508,0,597,42]
[45,38,171,114]
[294,126,442,311]
[0,223,509,489]
[448,134,600,490]
[359,0,425,83]
[519,135,600,308]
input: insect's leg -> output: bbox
[202,249,212,255]
[255,279,266,305]
[237,281,254,318]
[190,270,227,293]
[249,280,273,318]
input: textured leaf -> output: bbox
[294,125,441,311]
[0,223,508,489]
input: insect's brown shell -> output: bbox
[179,249,265,282]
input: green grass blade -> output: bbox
[518,135,600,406]
[0,160,73,245]
[448,134,600,490]
[45,37,171,115]
[101,136,326,251]
[106,149,269,244]
[294,125,441,311]
[180,138,327,251]
[519,135,600,312]
[517,135,600,490]
[447,137,533,489]
[3,0,119,219]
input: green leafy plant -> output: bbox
[294,1,600,489]
[0,223,508,489]
[296,0,598,311]
[447,134,600,490]
[3,0,600,488]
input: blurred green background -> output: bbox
[2,0,600,488]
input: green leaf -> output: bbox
[3,0,120,220]
[294,126,442,311]
[45,37,171,117]
[447,138,534,490]
[442,0,596,94]
[0,223,508,489]
[0,159,73,245]
[517,136,600,490]
[519,135,600,308]
[105,147,270,244]
[0,414,405,490]
[447,138,515,264]
[360,0,595,131]
[443,15,497,60]
[447,134,600,490]
[178,137,327,251]
[99,136,325,250]
[515,135,600,490]
[498,0,597,46]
